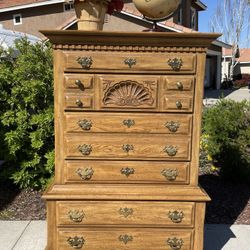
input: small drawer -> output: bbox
[64,94,93,110]
[58,228,193,250]
[164,76,195,91]
[65,112,192,135]
[57,201,194,227]
[163,95,193,112]
[64,74,93,90]
[64,134,191,160]
[64,160,190,184]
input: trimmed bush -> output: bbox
[0,38,54,189]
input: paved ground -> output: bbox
[0,221,249,250]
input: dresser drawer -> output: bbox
[164,76,195,91]
[58,228,193,250]
[65,134,191,160]
[64,74,93,90]
[65,112,192,135]
[64,51,196,73]
[65,161,189,184]
[64,94,93,110]
[163,95,193,112]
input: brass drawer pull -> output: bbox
[119,207,134,218]
[124,58,136,68]
[77,56,93,69]
[75,99,83,107]
[165,121,180,133]
[68,210,85,223]
[166,237,184,250]
[78,144,92,155]
[164,146,178,156]
[161,168,178,181]
[176,81,183,90]
[75,79,84,89]
[121,167,135,177]
[119,234,133,244]
[78,119,92,131]
[176,101,182,109]
[76,167,94,180]
[67,236,85,249]
[122,144,134,153]
[168,58,183,71]
[123,119,135,128]
[168,210,185,223]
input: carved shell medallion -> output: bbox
[103,81,154,106]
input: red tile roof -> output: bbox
[0,0,47,9]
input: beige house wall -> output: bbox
[240,64,250,74]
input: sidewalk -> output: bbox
[0,221,249,250]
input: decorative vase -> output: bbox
[74,0,109,31]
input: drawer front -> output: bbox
[65,161,190,184]
[164,76,195,91]
[163,95,193,112]
[65,113,192,135]
[64,94,93,110]
[57,201,194,227]
[58,228,193,250]
[64,74,93,90]
[64,51,196,73]
[65,134,191,160]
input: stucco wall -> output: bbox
[240,63,250,74]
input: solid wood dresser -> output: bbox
[42,30,219,250]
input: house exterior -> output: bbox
[0,0,228,89]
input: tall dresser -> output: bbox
[42,31,219,250]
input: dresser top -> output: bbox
[40,30,220,48]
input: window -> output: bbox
[177,7,183,24]
[190,7,197,30]
[64,3,74,12]
[13,14,22,25]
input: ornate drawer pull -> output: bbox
[119,207,134,218]
[176,81,183,90]
[165,121,180,133]
[77,56,93,69]
[75,99,83,107]
[176,101,182,109]
[121,167,135,177]
[161,168,178,181]
[123,119,135,128]
[168,58,183,71]
[124,58,136,68]
[166,237,184,250]
[164,146,178,157]
[78,144,92,155]
[78,119,92,131]
[68,210,85,223]
[168,210,185,223]
[122,144,134,153]
[119,234,133,244]
[76,167,94,180]
[67,236,85,249]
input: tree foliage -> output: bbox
[0,38,54,189]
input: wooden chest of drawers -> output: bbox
[42,31,219,250]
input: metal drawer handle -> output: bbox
[68,210,85,223]
[168,58,183,71]
[176,101,182,109]
[176,81,183,90]
[168,211,185,223]
[123,119,135,128]
[119,207,134,218]
[122,144,134,153]
[161,168,178,181]
[119,235,133,244]
[165,121,180,133]
[164,146,178,157]
[166,237,184,250]
[75,79,84,89]
[121,167,135,177]
[75,99,83,107]
[76,167,94,180]
[78,119,92,131]
[78,144,92,155]
[124,58,136,68]
[67,236,85,249]
[77,56,93,69]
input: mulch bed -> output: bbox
[0,175,249,224]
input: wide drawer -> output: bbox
[57,201,194,227]
[64,134,191,160]
[65,161,190,184]
[64,51,196,73]
[65,112,192,135]
[58,228,193,250]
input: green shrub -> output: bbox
[202,99,250,182]
[0,38,54,189]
